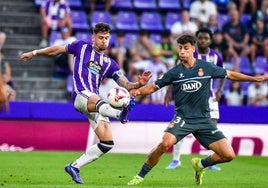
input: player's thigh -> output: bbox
[209,138,235,159]
[74,90,101,112]
[165,116,193,143]
[193,121,226,149]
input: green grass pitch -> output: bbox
[0,151,267,188]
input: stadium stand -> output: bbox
[165,12,182,30]
[90,11,114,29]
[112,0,133,11]
[140,12,164,32]
[0,0,266,102]
[157,0,181,12]
[133,0,158,11]
[71,10,90,31]
[115,11,139,32]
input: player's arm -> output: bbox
[20,45,67,62]
[116,71,152,91]
[227,70,268,82]
[130,83,158,96]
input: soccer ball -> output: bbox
[107,86,130,108]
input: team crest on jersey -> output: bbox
[198,68,204,76]
[168,122,175,128]
[87,60,101,75]
[103,57,111,63]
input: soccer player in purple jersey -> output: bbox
[20,22,151,184]
[165,28,225,170]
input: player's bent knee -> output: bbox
[98,140,114,153]
[223,151,236,162]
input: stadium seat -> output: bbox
[240,81,251,93]
[254,56,268,75]
[158,0,181,11]
[237,56,254,75]
[90,11,114,29]
[217,14,229,26]
[71,11,90,31]
[181,0,191,9]
[133,0,157,11]
[115,11,139,32]
[165,12,181,30]
[68,0,83,9]
[124,33,138,47]
[49,31,61,46]
[140,12,164,32]
[112,0,133,10]
[240,14,251,25]
[75,32,92,43]
[34,0,42,7]
[150,33,161,44]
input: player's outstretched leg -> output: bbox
[127,175,144,186]
[65,163,84,184]
[119,97,135,124]
[191,158,206,185]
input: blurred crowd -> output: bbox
[2,0,268,106]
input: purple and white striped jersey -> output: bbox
[67,40,121,98]
[41,0,71,20]
[194,48,224,96]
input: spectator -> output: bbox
[156,31,176,70]
[204,15,221,34]
[39,0,73,48]
[89,0,112,13]
[109,32,129,74]
[222,8,251,62]
[247,79,268,106]
[129,29,155,63]
[170,9,198,42]
[132,49,168,104]
[211,30,240,71]
[189,0,218,27]
[0,31,6,51]
[232,0,259,16]
[52,27,76,78]
[249,0,268,33]
[0,53,15,102]
[0,53,14,89]
[225,81,244,106]
[0,73,8,112]
[249,18,268,65]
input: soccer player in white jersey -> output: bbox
[20,22,151,184]
[165,28,225,170]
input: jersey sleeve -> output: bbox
[66,40,85,55]
[210,62,227,79]
[154,68,175,89]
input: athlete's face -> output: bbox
[177,43,195,61]
[196,32,211,51]
[92,32,110,51]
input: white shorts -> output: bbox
[74,90,109,130]
[208,97,219,120]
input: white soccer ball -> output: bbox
[107,86,130,108]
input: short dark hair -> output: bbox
[93,22,111,34]
[195,28,213,39]
[177,34,196,46]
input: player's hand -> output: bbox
[138,71,152,86]
[130,89,140,97]
[20,51,34,62]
